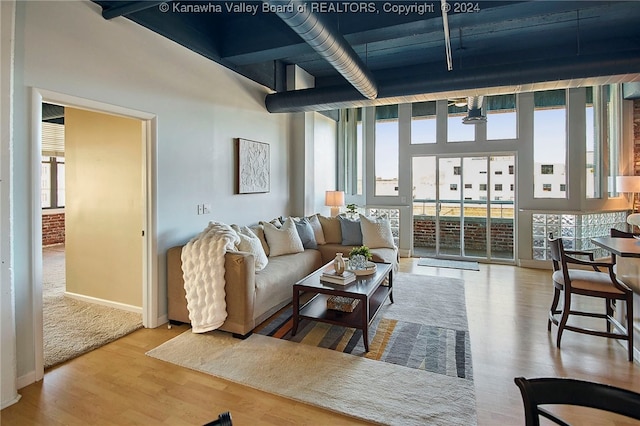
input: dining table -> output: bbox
[591,236,640,361]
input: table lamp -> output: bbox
[325,190,345,217]
[617,176,640,213]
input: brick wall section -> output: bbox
[635,99,640,175]
[414,216,513,252]
[42,212,65,246]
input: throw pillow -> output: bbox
[248,224,270,257]
[307,214,326,245]
[359,214,395,249]
[263,217,304,256]
[338,215,363,246]
[317,214,342,244]
[233,226,268,271]
[292,217,318,249]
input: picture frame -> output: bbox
[236,138,270,194]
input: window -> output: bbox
[479,184,487,191]
[541,165,554,175]
[509,165,514,175]
[486,94,517,140]
[411,101,436,144]
[560,184,566,192]
[605,85,623,196]
[585,87,597,199]
[356,109,363,195]
[375,105,399,196]
[447,104,475,142]
[41,156,65,208]
[495,184,503,191]
[464,183,472,189]
[450,184,458,191]
[453,166,461,175]
[534,89,566,198]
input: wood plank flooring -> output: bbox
[3,259,640,425]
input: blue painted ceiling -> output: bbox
[93,1,640,112]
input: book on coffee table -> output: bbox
[320,270,356,285]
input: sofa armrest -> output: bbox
[166,246,257,335]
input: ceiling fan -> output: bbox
[448,97,468,108]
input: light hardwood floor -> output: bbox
[3,259,640,425]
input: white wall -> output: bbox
[8,0,316,387]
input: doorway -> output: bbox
[32,89,156,381]
[412,154,516,262]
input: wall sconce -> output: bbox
[616,176,640,213]
[325,190,345,217]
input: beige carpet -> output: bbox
[147,274,477,425]
[43,245,143,368]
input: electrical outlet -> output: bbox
[203,204,211,214]
[197,204,204,215]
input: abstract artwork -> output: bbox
[237,139,270,193]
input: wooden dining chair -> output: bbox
[547,236,634,361]
[514,376,640,425]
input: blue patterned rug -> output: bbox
[256,273,473,380]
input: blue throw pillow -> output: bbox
[294,217,318,249]
[338,215,363,246]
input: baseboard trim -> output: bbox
[1,393,21,409]
[64,292,142,314]
[17,370,36,390]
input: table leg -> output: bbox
[362,295,369,352]
[389,270,394,304]
[292,287,299,336]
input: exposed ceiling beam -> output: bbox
[101,1,165,20]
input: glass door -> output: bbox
[412,154,515,262]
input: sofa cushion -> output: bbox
[338,215,363,246]
[232,225,268,271]
[293,217,318,249]
[263,217,304,257]
[318,214,342,244]
[360,214,395,249]
[253,249,322,323]
[308,214,326,245]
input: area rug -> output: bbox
[147,331,476,425]
[146,273,476,425]
[256,273,472,380]
[43,246,143,368]
[418,257,480,271]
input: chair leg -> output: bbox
[548,287,561,332]
[606,298,613,333]
[557,296,571,349]
[627,297,634,362]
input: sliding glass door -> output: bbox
[412,154,515,261]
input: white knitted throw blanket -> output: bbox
[181,222,239,333]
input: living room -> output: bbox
[3,0,640,424]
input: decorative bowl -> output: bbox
[347,261,376,276]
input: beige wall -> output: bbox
[65,108,143,307]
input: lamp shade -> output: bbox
[616,176,640,193]
[325,191,345,207]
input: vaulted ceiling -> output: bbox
[93,1,640,112]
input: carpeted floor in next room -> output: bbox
[43,245,143,369]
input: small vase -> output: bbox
[334,253,346,275]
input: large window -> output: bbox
[411,101,436,144]
[585,87,598,198]
[41,156,65,208]
[486,94,517,140]
[356,109,363,195]
[534,89,566,199]
[605,85,623,196]
[375,105,399,196]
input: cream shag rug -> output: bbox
[44,246,143,368]
[147,274,477,425]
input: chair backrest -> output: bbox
[514,377,640,426]
[547,236,563,271]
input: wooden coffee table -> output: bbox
[291,262,393,352]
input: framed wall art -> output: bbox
[236,138,270,194]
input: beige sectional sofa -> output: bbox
[166,214,398,337]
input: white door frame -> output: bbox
[31,88,157,381]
